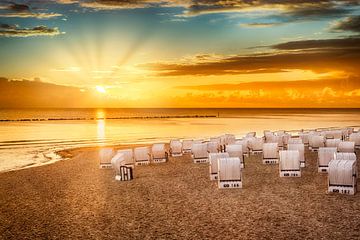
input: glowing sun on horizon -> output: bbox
[96,85,106,93]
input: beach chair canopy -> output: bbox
[218,157,242,181]
[309,135,325,148]
[287,143,305,162]
[117,149,134,165]
[263,143,278,159]
[152,143,166,159]
[338,141,355,153]
[279,150,300,171]
[246,132,256,138]
[134,147,150,161]
[318,147,337,166]
[328,159,356,186]
[192,143,208,159]
[99,148,115,164]
[225,134,236,145]
[111,152,125,174]
[209,152,230,174]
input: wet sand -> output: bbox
[0,145,360,239]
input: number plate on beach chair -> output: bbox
[218,180,242,189]
[262,158,279,164]
[280,170,301,177]
[328,186,356,195]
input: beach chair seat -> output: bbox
[99,148,116,169]
[218,157,242,189]
[170,139,183,157]
[192,143,208,163]
[349,133,360,149]
[287,143,305,167]
[226,144,244,168]
[182,139,193,153]
[325,139,341,149]
[318,147,337,173]
[209,152,230,180]
[262,143,279,164]
[111,153,133,181]
[309,135,325,152]
[328,159,357,195]
[134,147,150,166]
[338,141,355,153]
[117,149,134,168]
[151,143,167,163]
[279,150,301,177]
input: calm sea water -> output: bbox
[0,108,359,172]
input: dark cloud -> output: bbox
[9,3,30,12]
[0,1,62,18]
[331,15,360,32]
[0,24,63,37]
[139,37,360,76]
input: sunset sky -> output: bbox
[0,0,360,108]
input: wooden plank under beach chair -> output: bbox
[134,146,150,166]
[99,148,116,169]
[151,143,167,163]
[338,141,355,153]
[318,147,337,173]
[226,144,244,168]
[170,139,183,157]
[111,153,133,181]
[328,159,357,195]
[218,157,242,189]
[209,152,230,180]
[262,143,279,164]
[192,143,208,163]
[287,143,305,167]
[279,150,301,177]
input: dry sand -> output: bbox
[1,145,360,239]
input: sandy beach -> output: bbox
[1,144,360,239]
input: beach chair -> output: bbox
[325,139,341,149]
[248,137,263,154]
[246,132,256,138]
[264,131,273,142]
[287,143,305,167]
[309,135,325,152]
[287,138,303,145]
[151,143,167,163]
[207,141,220,153]
[192,143,209,163]
[282,133,291,148]
[349,133,360,149]
[328,159,357,195]
[226,144,244,168]
[334,152,357,161]
[225,134,236,145]
[134,147,150,166]
[235,140,249,157]
[262,143,279,164]
[318,147,337,173]
[338,141,355,153]
[99,148,116,169]
[182,139,193,153]
[218,157,242,189]
[117,149,134,168]
[170,139,183,157]
[299,133,310,146]
[279,150,301,177]
[111,153,133,181]
[209,152,230,180]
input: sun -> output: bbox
[95,85,106,93]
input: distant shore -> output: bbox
[1,143,360,239]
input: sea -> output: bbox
[0,108,359,172]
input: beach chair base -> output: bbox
[135,161,150,166]
[193,157,209,163]
[328,186,356,195]
[251,150,263,155]
[210,173,218,181]
[182,149,192,153]
[171,153,183,157]
[218,180,242,189]
[318,166,329,173]
[262,158,279,164]
[355,145,360,150]
[309,147,319,152]
[300,162,305,168]
[153,158,167,164]
[280,170,301,177]
[99,163,112,169]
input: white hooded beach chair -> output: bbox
[235,140,249,157]
[279,150,301,177]
[287,138,303,145]
[117,149,134,168]
[182,139,193,153]
[192,143,209,163]
[207,141,220,153]
[299,133,310,145]
[248,137,263,154]
[151,143,167,163]
[262,143,279,164]
[287,143,305,167]
[111,153,133,181]
[282,133,291,148]
[209,152,230,180]
[309,135,325,152]
[218,157,242,189]
[99,148,116,169]
[349,133,360,149]
[318,147,337,173]
[170,139,183,157]
[334,152,357,161]
[246,132,256,138]
[134,146,150,166]
[328,159,357,195]
[325,139,341,149]
[226,144,244,168]
[225,134,236,145]
[338,141,355,153]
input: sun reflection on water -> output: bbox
[96,109,106,145]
